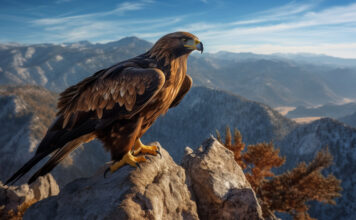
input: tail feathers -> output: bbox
[5,152,49,185]
[6,119,99,185]
[28,136,86,184]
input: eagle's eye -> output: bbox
[182,38,188,42]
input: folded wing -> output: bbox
[58,66,166,128]
[6,65,166,185]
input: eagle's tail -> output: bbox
[5,152,49,185]
[27,133,96,184]
[5,119,98,185]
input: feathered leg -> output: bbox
[105,117,148,174]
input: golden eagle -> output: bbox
[6,32,203,184]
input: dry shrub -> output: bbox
[217,126,342,220]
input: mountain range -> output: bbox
[277,118,356,219]
[1,36,356,219]
[339,112,356,128]
[286,102,356,119]
[1,37,356,107]
[0,85,355,219]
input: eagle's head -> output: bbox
[149,32,203,61]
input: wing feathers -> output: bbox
[58,67,165,128]
[137,83,145,95]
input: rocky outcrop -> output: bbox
[24,140,263,220]
[0,174,59,219]
[182,138,263,220]
[24,143,199,220]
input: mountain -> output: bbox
[272,53,356,68]
[0,85,109,187]
[189,56,346,106]
[2,38,356,107]
[200,52,356,106]
[277,118,356,220]
[143,86,297,161]
[286,102,356,119]
[338,112,356,128]
[0,85,57,185]
[0,37,152,92]
[208,51,356,68]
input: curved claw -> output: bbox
[104,168,111,178]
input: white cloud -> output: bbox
[27,1,356,58]
[33,1,148,26]
[187,2,356,58]
[30,0,159,42]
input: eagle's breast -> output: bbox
[139,56,187,133]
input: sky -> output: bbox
[1,0,356,58]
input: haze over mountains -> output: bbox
[1,36,356,219]
[339,112,356,128]
[287,102,356,118]
[1,37,356,108]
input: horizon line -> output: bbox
[1,36,356,60]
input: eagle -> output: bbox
[6,32,203,185]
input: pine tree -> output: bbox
[243,142,285,190]
[216,127,342,220]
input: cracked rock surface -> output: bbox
[0,174,59,218]
[24,139,264,220]
[182,138,263,220]
[24,143,199,220]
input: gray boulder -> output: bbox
[0,174,59,218]
[182,137,263,220]
[24,140,263,220]
[24,143,199,220]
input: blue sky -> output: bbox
[1,0,356,58]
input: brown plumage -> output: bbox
[6,31,203,184]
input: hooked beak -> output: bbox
[184,39,204,54]
[196,41,204,54]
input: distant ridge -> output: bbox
[1,37,356,107]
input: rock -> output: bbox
[24,140,264,219]
[0,174,59,219]
[182,137,263,220]
[30,174,60,201]
[24,143,199,220]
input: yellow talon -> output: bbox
[133,139,159,156]
[109,151,146,173]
